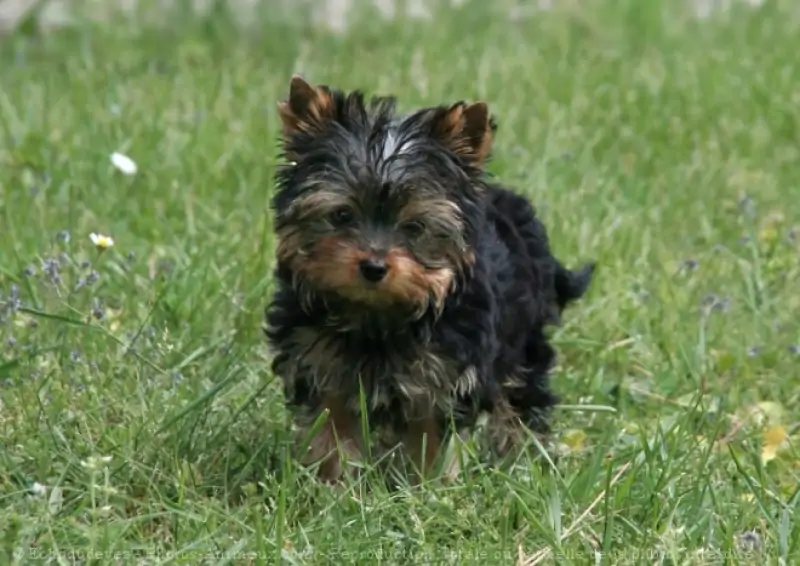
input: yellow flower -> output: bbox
[761,425,788,464]
[90,233,115,250]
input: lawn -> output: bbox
[1,0,798,564]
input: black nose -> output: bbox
[359,258,388,282]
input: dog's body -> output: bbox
[265,77,594,482]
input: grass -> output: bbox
[1,0,799,563]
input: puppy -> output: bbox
[264,76,594,483]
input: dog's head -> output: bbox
[272,76,497,321]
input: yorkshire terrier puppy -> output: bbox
[265,76,594,483]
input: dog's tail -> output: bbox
[554,261,595,310]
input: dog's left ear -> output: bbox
[431,101,497,167]
[278,75,337,140]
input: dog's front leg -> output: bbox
[403,414,444,482]
[300,395,364,483]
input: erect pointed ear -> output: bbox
[430,101,497,167]
[277,75,337,141]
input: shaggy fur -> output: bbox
[264,76,595,482]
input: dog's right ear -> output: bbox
[429,101,497,168]
[278,76,336,141]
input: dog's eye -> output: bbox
[329,207,355,227]
[401,220,426,239]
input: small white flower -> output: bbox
[30,482,47,497]
[81,455,113,471]
[89,233,115,250]
[110,152,137,175]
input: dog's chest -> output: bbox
[279,326,475,414]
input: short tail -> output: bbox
[554,262,595,310]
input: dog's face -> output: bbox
[272,76,497,320]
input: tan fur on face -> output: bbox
[397,198,463,229]
[285,189,353,223]
[275,226,305,264]
[291,237,455,315]
[384,249,454,315]
[291,236,369,299]
[396,198,473,273]
[275,190,354,266]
